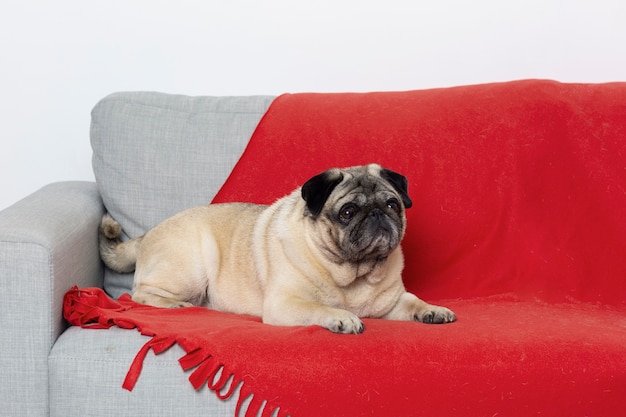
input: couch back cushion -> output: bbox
[91,92,274,298]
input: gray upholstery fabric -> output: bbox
[49,327,239,417]
[90,92,274,298]
[0,181,104,417]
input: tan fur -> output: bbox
[99,164,456,333]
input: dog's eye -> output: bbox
[339,204,357,223]
[386,199,401,214]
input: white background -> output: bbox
[1,0,625,210]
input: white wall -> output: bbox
[1,0,625,210]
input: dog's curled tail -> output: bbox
[99,214,143,273]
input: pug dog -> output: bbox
[100,163,456,334]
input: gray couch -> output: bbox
[4,84,625,417]
[0,92,275,417]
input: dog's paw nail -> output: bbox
[421,312,435,324]
[356,321,365,334]
[329,315,364,334]
[415,307,456,324]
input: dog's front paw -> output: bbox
[414,305,456,324]
[326,310,365,334]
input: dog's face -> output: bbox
[301,164,412,265]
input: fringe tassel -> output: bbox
[236,386,287,417]
[180,349,238,397]
[209,366,238,399]
[122,336,175,391]
[179,347,287,417]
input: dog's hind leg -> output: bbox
[132,285,195,308]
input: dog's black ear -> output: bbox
[381,168,413,209]
[301,169,344,217]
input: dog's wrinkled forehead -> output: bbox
[343,163,383,178]
[334,165,398,204]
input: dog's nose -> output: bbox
[369,209,384,220]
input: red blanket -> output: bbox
[64,287,625,416]
[66,80,626,416]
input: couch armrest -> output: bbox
[0,181,104,417]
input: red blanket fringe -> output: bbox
[63,286,287,417]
